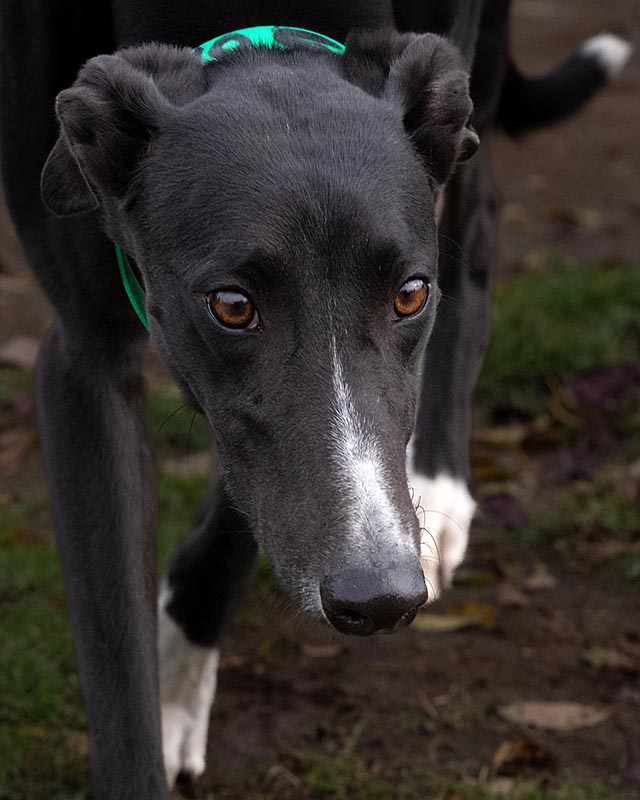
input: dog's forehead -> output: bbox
[143,73,434,267]
[152,62,423,194]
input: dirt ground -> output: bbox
[0,1,639,799]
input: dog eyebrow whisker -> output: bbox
[153,402,189,440]
[438,232,469,265]
[186,409,198,476]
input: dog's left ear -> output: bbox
[343,30,479,186]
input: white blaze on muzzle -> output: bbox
[329,339,407,551]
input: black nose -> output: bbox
[320,566,428,636]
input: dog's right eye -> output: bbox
[206,289,258,330]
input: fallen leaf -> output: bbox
[498,701,612,732]
[502,203,529,229]
[473,425,527,447]
[300,642,342,658]
[581,647,636,672]
[548,205,602,230]
[575,539,640,563]
[412,613,478,633]
[0,335,40,370]
[496,582,529,608]
[492,737,556,775]
[0,429,37,476]
[522,562,557,591]
[264,764,302,789]
[66,730,90,758]
[484,778,516,797]
[414,601,497,633]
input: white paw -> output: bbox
[581,33,632,79]
[408,472,476,602]
[158,586,219,788]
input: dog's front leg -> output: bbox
[37,324,167,800]
[410,147,496,599]
[158,478,257,787]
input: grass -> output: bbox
[478,262,640,412]
[0,368,33,408]
[0,471,208,798]
[445,779,629,800]
[512,480,639,546]
[0,491,88,798]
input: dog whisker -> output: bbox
[153,402,188,440]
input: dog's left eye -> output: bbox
[394,278,429,318]
[207,289,258,330]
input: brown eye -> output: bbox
[207,289,257,329]
[394,277,429,318]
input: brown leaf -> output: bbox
[0,335,40,370]
[548,206,602,230]
[581,647,636,673]
[498,701,612,732]
[492,737,556,776]
[412,613,478,633]
[414,601,497,633]
[0,429,37,476]
[496,582,529,608]
[575,539,640,563]
[66,730,90,758]
[473,425,527,448]
[522,562,557,591]
[300,642,342,658]
[484,778,517,797]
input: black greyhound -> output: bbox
[0,1,630,796]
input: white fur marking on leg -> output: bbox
[406,445,475,601]
[158,585,219,788]
[581,34,632,78]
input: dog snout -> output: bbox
[320,565,428,636]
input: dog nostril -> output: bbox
[338,608,371,626]
[393,603,423,631]
[330,606,375,636]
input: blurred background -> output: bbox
[0,1,638,799]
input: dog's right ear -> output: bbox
[41,47,204,217]
[343,30,479,188]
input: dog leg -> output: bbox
[158,477,257,786]
[410,147,496,600]
[37,323,167,799]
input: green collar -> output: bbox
[115,26,345,331]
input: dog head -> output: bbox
[41,30,477,635]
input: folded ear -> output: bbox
[41,47,204,217]
[344,30,479,187]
